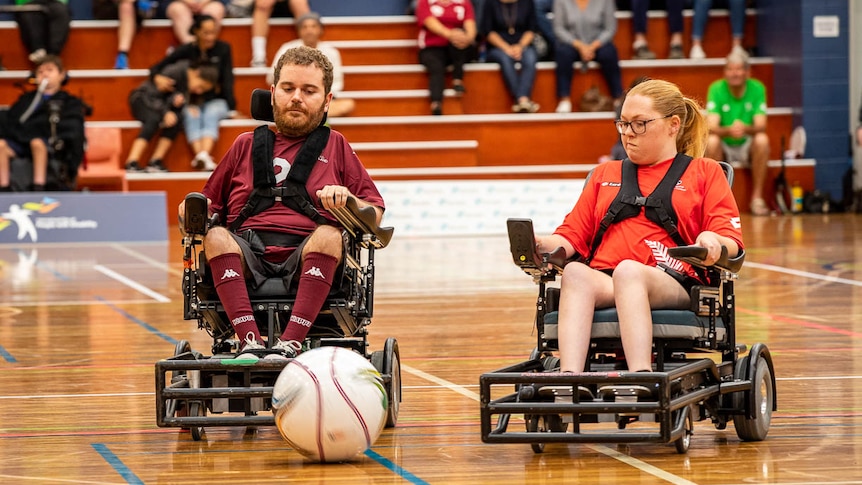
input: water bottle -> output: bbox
[791,182,804,213]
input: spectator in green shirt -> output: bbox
[705,49,770,216]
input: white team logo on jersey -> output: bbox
[730,216,741,229]
[221,268,241,280]
[304,266,325,278]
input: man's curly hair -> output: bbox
[272,45,334,94]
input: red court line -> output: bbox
[738,307,862,339]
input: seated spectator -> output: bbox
[690,0,747,59]
[630,0,684,60]
[553,0,623,113]
[250,0,310,67]
[535,78,742,372]
[481,0,540,113]
[705,49,770,215]
[93,0,153,69]
[532,0,554,59]
[124,62,219,173]
[164,0,225,45]
[416,0,478,116]
[0,56,85,191]
[14,0,71,64]
[268,12,355,118]
[151,14,238,171]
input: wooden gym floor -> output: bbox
[2,213,862,484]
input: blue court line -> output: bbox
[95,296,179,345]
[365,448,430,485]
[91,443,144,485]
[0,345,17,363]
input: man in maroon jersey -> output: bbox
[178,46,385,360]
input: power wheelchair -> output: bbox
[479,163,776,454]
[155,90,400,441]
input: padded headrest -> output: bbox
[250,88,274,122]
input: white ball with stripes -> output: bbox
[271,346,388,462]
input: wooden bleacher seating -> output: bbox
[0,8,810,217]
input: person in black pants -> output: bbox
[415,0,478,115]
[630,0,685,60]
[14,0,71,64]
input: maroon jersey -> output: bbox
[203,128,384,259]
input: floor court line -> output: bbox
[91,443,144,485]
[93,265,170,303]
[745,261,862,287]
[109,242,181,276]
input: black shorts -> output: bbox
[230,229,346,293]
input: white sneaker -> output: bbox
[250,58,267,68]
[191,151,217,171]
[28,48,47,64]
[236,334,265,360]
[689,44,706,60]
[730,44,747,58]
[264,339,302,360]
[555,99,572,113]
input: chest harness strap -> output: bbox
[228,124,331,233]
[585,153,693,264]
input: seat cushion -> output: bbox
[543,309,726,341]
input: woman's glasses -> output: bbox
[614,114,672,135]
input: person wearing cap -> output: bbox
[705,49,770,216]
[268,12,355,118]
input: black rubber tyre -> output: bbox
[188,401,205,441]
[675,407,693,454]
[733,356,773,441]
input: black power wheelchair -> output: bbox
[155,90,401,441]
[479,163,776,453]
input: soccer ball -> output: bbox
[271,346,388,462]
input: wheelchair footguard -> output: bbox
[155,336,401,441]
[155,192,400,440]
[479,218,777,453]
[479,345,775,453]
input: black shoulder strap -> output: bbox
[228,124,331,233]
[585,159,640,263]
[585,154,693,264]
[645,153,692,247]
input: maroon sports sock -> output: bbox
[208,253,260,343]
[280,252,338,343]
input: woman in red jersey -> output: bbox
[415,0,477,115]
[535,79,743,373]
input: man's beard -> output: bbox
[273,101,326,137]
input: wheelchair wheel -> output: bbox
[733,355,773,441]
[188,401,206,442]
[171,340,192,382]
[674,406,693,454]
[371,337,401,428]
[525,414,564,454]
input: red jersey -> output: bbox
[416,0,476,49]
[554,157,743,278]
[203,128,384,259]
